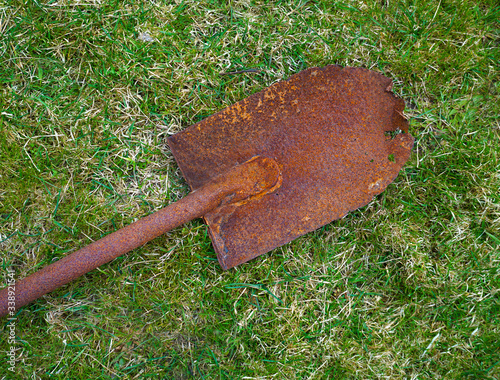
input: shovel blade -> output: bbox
[168,65,413,269]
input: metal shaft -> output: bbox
[0,156,280,318]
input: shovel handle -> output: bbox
[0,156,280,318]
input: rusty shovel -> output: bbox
[0,66,413,317]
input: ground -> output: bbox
[0,0,499,379]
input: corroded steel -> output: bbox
[0,157,280,317]
[168,65,413,269]
[0,65,413,318]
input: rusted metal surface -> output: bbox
[0,157,280,317]
[0,65,413,317]
[168,65,413,269]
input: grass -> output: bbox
[0,0,499,378]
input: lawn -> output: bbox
[0,0,499,378]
